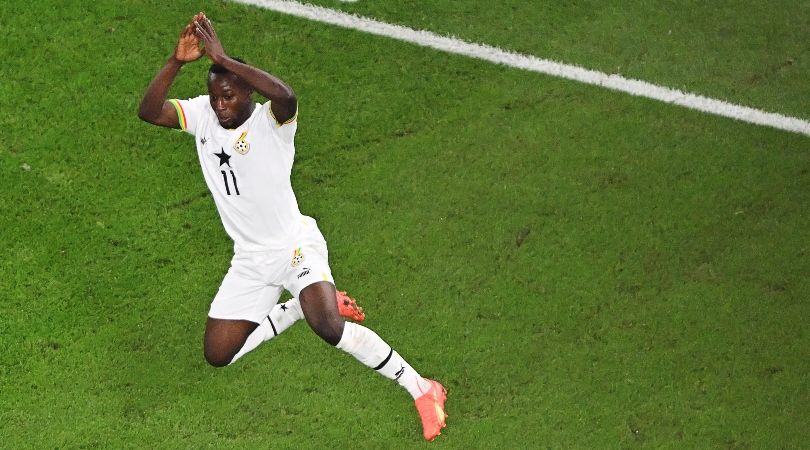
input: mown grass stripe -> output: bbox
[230,0,810,138]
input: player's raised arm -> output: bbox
[138,15,206,127]
[193,15,298,124]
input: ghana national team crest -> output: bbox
[233,131,250,155]
[291,247,305,267]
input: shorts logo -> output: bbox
[291,248,304,267]
[297,267,311,279]
[233,131,250,155]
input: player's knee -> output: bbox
[204,347,234,368]
[311,316,345,346]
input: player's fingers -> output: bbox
[188,24,200,39]
[202,21,217,41]
[187,14,199,29]
[197,27,211,42]
[203,16,217,36]
[198,17,211,34]
[193,22,208,39]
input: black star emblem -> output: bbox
[214,148,231,167]
[200,137,208,145]
[280,304,288,311]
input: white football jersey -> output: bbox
[170,95,308,252]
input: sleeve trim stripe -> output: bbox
[281,110,298,126]
[169,99,187,130]
[267,100,298,127]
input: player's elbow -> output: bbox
[137,107,156,124]
[137,100,164,125]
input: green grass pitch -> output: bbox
[1,0,808,448]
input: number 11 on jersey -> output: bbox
[221,170,240,195]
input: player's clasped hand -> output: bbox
[174,13,205,63]
[193,14,226,65]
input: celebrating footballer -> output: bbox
[137,13,447,441]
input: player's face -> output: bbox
[207,73,253,129]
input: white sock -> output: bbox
[229,297,304,364]
[336,322,432,399]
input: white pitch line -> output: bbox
[231,0,810,138]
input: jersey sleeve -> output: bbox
[168,95,209,136]
[260,100,298,143]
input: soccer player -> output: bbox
[137,13,447,441]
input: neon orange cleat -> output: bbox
[336,290,365,322]
[414,379,447,441]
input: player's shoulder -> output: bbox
[174,94,209,103]
[191,95,211,108]
[173,95,212,114]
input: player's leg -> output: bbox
[298,281,431,393]
[286,224,447,440]
[205,301,305,367]
[226,289,362,364]
[205,253,295,366]
[205,260,358,366]
[298,281,448,441]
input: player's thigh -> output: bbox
[209,258,284,324]
[287,238,344,344]
[205,258,284,364]
[204,282,284,365]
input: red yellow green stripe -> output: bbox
[168,99,187,130]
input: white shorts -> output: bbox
[208,222,335,323]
